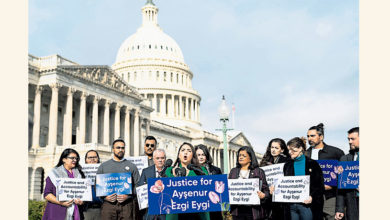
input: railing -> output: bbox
[28,54,78,68]
[29,143,112,155]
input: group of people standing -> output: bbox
[41,123,359,220]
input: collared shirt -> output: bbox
[311,148,320,160]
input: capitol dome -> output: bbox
[115,22,186,65]
[112,0,201,129]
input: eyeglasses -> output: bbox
[145,144,155,148]
[67,157,79,161]
[87,156,98,160]
[114,146,125,150]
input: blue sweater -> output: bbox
[294,154,306,176]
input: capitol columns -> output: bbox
[161,94,166,116]
[185,97,189,120]
[103,100,110,146]
[63,87,75,146]
[124,106,131,155]
[179,96,183,119]
[133,109,140,156]
[194,99,198,121]
[32,86,42,148]
[48,83,60,146]
[145,118,150,136]
[153,94,157,115]
[114,103,121,139]
[91,96,100,144]
[78,92,87,144]
[170,95,175,117]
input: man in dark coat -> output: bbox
[137,148,167,220]
[306,123,345,220]
[335,127,359,220]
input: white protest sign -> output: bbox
[136,184,149,210]
[273,176,310,203]
[260,163,285,186]
[57,178,92,201]
[126,156,148,175]
[228,179,261,205]
[81,164,100,185]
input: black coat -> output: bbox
[283,156,324,220]
[306,143,344,199]
[335,152,359,220]
[229,167,271,219]
[207,164,222,175]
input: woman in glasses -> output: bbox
[165,142,210,220]
[229,146,270,220]
[282,137,324,220]
[42,148,85,220]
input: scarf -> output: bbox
[48,165,82,220]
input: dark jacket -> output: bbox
[259,155,290,220]
[137,165,157,187]
[306,143,344,199]
[335,152,359,220]
[137,165,166,220]
[207,164,222,175]
[283,156,324,220]
[229,167,270,219]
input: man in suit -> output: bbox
[137,148,167,220]
[306,123,345,220]
[335,127,359,220]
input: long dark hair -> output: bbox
[260,138,289,167]
[194,144,213,165]
[56,148,85,178]
[235,146,259,170]
[173,142,199,167]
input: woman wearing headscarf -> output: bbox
[229,146,270,220]
[42,148,85,220]
[165,142,210,220]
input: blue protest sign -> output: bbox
[317,160,338,186]
[148,175,229,215]
[337,161,359,189]
[96,173,132,197]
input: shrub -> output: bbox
[28,200,46,220]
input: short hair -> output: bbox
[112,138,125,147]
[309,123,325,136]
[287,137,307,151]
[153,148,166,158]
[348,127,359,135]
[145,136,158,146]
[235,146,259,170]
[85,150,100,163]
[194,144,213,165]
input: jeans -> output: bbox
[290,204,313,220]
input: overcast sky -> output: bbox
[29,0,358,154]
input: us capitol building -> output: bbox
[28,0,260,200]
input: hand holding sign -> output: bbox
[117,194,128,203]
[59,200,73,207]
[105,193,117,202]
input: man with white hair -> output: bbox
[137,148,167,220]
